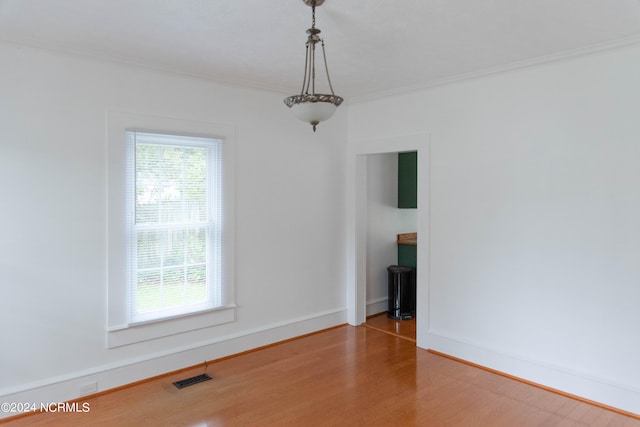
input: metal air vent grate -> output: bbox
[172,373,212,389]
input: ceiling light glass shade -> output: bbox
[284,94,343,129]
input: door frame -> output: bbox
[346,133,430,349]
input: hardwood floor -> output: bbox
[364,312,416,342]
[3,325,639,426]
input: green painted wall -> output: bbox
[398,151,417,208]
[397,244,416,268]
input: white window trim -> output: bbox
[107,111,236,348]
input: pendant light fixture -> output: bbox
[284,0,343,132]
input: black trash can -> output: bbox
[387,265,416,320]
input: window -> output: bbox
[127,132,222,324]
[107,112,235,348]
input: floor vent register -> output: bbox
[173,373,212,389]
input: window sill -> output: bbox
[107,305,235,348]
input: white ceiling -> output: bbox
[1,0,639,101]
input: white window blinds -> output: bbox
[126,131,223,324]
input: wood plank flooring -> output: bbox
[364,312,416,342]
[3,325,639,426]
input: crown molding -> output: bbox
[0,36,297,96]
[349,33,640,105]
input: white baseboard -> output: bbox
[366,297,388,317]
[426,330,640,416]
[0,308,347,419]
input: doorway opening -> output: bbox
[362,151,417,341]
[346,134,430,348]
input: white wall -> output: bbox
[0,42,347,412]
[366,153,417,315]
[349,44,640,414]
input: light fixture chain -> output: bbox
[321,41,336,96]
[311,41,316,94]
[301,40,312,94]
